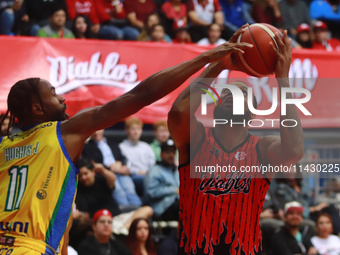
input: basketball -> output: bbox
[235,23,282,77]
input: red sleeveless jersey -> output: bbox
[178,128,270,255]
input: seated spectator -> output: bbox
[77,209,133,255]
[137,12,172,42]
[311,213,340,255]
[296,23,313,48]
[149,23,171,42]
[251,0,283,28]
[187,0,225,42]
[82,129,142,210]
[279,0,311,38]
[37,7,74,38]
[124,0,157,40]
[71,15,96,39]
[76,158,153,235]
[0,0,23,35]
[271,201,317,255]
[95,0,138,40]
[21,0,67,36]
[219,0,254,34]
[171,19,191,43]
[119,117,156,197]
[312,20,340,51]
[149,119,170,161]
[272,172,340,235]
[126,218,157,255]
[197,23,227,46]
[0,113,12,136]
[144,139,179,220]
[66,0,120,40]
[161,0,187,37]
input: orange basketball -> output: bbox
[235,23,282,77]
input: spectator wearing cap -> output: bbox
[172,19,191,43]
[312,20,340,51]
[271,201,317,255]
[144,139,180,221]
[77,209,133,255]
[296,23,313,48]
[197,23,226,46]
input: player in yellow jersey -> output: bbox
[0,32,253,255]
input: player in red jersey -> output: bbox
[168,27,304,254]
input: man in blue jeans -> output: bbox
[82,129,142,211]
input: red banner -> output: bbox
[0,36,339,128]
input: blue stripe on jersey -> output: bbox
[43,122,79,249]
[45,165,76,249]
[56,121,80,174]
[0,136,3,143]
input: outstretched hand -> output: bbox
[271,30,292,78]
[201,24,253,69]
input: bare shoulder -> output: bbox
[177,121,205,165]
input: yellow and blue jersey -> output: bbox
[0,121,79,254]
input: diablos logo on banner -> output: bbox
[46,52,141,94]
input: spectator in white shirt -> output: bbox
[311,212,340,255]
[119,116,156,197]
[197,23,227,46]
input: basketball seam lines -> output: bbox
[248,27,272,75]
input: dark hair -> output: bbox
[71,15,94,39]
[49,6,67,17]
[316,212,334,234]
[151,23,164,33]
[77,157,94,170]
[126,218,157,255]
[1,78,42,136]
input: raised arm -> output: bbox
[61,43,250,161]
[259,30,304,169]
[168,25,252,164]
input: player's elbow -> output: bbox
[286,145,304,164]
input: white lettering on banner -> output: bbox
[47,52,140,94]
[201,58,318,108]
[247,59,318,105]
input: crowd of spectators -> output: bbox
[1,0,340,49]
[1,0,340,252]
[67,115,340,255]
